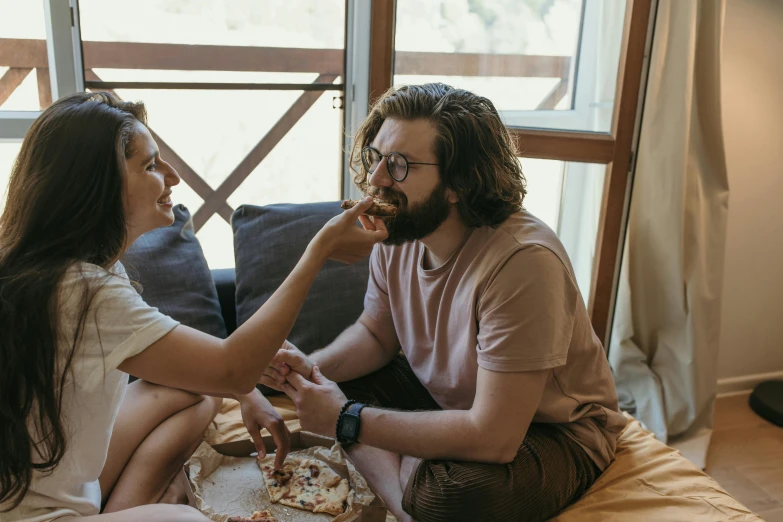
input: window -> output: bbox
[76,0,348,268]
[521,158,605,302]
[0,0,50,112]
[393,0,627,133]
[370,0,653,343]
[0,142,22,215]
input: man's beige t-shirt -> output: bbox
[363,210,627,470]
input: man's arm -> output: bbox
[312,312,399,382]
[261,311,399,389]
[285,366,549,464]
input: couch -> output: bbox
[122,203,761,522]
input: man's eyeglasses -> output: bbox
[361,146,439,182]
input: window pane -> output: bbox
[0,1,50,111]
[78,0,346,83]
[393,0,626,133]
[520,158,606,301]
[0,142,22,215]
[109,87,342,268]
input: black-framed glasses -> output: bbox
[361,146,439,182]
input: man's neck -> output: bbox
[419,209,468,270]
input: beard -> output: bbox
[368,183,451,246]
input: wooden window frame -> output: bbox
[368,0,654,347]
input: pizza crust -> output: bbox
[340,198,398,217]
[226,510,279,522]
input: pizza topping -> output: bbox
[260,457,350,516]
[340,198,398,217]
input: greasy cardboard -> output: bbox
[185,432,387,522]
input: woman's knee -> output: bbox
[201,395,222,423]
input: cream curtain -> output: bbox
[608,0,729,469]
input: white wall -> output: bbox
[718,0,783,390]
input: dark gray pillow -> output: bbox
[232,202,369,355]
[122,204,227,339]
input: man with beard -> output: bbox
[260,83,626,522]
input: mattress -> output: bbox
[206,400,761,521]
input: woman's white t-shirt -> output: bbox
[0,263,179,522]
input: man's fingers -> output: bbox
[310,366,327,385]
[285,371,309,389]
[280,381,297,398]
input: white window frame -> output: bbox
[342,0,373,201]
[0,0,82,141]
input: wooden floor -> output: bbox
[707,392,783,521]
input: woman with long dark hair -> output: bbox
[0,91,386,522]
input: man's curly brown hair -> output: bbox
[350,83,526,227]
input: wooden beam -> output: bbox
[535,78,570,110]
[82,40,344,75]
[509,128,615,164]
[0,38,574,82]
[85,69,234,226]
[0,67,33,106]
[193,74,339,230]
[368,0,396,106]
[396,52,571,79]
[0,39,47,68]
[148,129,235,226]
[589,0,654,347]
[36,68,52,108]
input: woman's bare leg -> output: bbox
[60,504,210,522]
[98,380,221,512]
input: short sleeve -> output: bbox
[62,264,179,391]
[476,245,578,372]
[363,244,392,323]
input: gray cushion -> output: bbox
[232,202,369,355]
[122,204,227,338]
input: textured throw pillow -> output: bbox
[232,202,370,355]
[121,204,227,339]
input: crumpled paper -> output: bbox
[187,441,375,522]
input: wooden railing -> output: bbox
[0,38,572,230]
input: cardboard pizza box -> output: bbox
[185,431,388,522]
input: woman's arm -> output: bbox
[118,198,386,396]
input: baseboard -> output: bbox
[717,371,783,397]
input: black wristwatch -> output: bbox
[336,401,367,444]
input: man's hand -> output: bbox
[260,341,315,391]
[237,389,291,469]
[280,367,347,438]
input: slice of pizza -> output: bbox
[226,510,279,522]
[259,460,297,502]
[341,198,398,217]
[276,458,350,516]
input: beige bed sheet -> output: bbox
[204,395,301,446]
[205,401,761,521]
[552,414,761,521]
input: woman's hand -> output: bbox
[260,340,314,391]
[309,196,388,264]
[237,389,290,469]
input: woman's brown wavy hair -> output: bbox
[350,83,526,227]
[0,91,146,510]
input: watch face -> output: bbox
[341,416,358,435]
